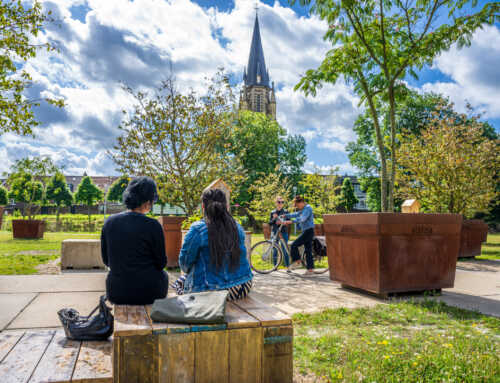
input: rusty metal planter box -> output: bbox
[459,219,488,258]
[323,213,462,294]
[158,216,185,267]
[12,219,45,239]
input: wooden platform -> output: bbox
[0,329,112,383]
[113,295,293,383]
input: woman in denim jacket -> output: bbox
[173,188,253,301]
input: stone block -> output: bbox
[61,239,106,270]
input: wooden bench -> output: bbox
[0,329,112,383]
[113,296,293,383]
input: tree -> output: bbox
[229,111,306,205]
[0,185,8,205]
[248,172,292,225]
[397,102,499,218]
[74,176,103,226]
[359,177,381,212]
[6,156,59,220]
[46,172,73,228]
[338,178,358,213]
[107,176,130,203]
[111,72,243,216]
[299,169,340,217]
[292,0,498,212]
[0,0,64,136]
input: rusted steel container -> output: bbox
[314,223,324,236]
[158,216,185,268]
[323,213,462,294]
[12,219,45,239]
[459,219,488,258]
[262,223,271,240]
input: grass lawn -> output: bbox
[293,300,500,382]
[477,233,500,260]
[0,231,99,274]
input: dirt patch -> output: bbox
[17,250,58,256]
[35,257,61,274]
[294,369,329,383]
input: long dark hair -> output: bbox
[202,188,240,271]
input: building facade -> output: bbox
[239,13,276,119]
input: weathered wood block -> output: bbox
[61,239,106,270]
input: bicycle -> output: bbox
[249,219,329,274]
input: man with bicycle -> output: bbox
[269,196,290,266]
[280,196,315,275]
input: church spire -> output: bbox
[245,13,269,87]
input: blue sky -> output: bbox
[2,0,499,176]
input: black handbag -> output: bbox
[58,295,114,341]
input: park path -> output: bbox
[0,259,498,331]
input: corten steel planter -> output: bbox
[459,219,489,258]
[314,223,324,236]
[323,213,462,295]
[262,223,271,240]
[158,216,186,268]
[12,219,45,239]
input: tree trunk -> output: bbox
[388,84,397,212]
[56,205,60,231]
[88,204,91,229]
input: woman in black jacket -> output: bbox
[101,177,168,305]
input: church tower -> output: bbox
[239,12,276,120]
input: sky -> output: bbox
[2,0,499,176]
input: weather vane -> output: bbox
[254,1,259,14]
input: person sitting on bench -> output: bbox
[172,188,253,301]
[101,176,168,305]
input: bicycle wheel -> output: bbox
[300,251,330,274]
[250,240,282,274]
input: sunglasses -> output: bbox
[276,201,284,204]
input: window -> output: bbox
[256,94,261,112]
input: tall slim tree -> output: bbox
[338,178,358,213]
[292,0,498,211]
[107,176,130,203]
[0,1,64,136]
[74,176,103,226]
[46,172,73,228]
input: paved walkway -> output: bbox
[0,259,498,330]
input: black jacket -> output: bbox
[269,208,289,234]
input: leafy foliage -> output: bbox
[0,0,65,136]
[111,72,243,216]
[74,176,103,225]
[338,178,358,213]
[107,175,130,202]
[292,0,499,212]
[299,169,340,216]
[46,172,73,226]
[6,157,59,220]
[397,102,499,218]
[0,185,8,205]
[248,171,292,224]
[229,111,306,205]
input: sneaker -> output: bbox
[304,269,315,276]
[286,261,302,273]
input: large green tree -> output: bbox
[291,0,498,212]
[46,172,73,227]
[299,169,340,217]
[74,176,103,226]
[0,0,64,136]
[229,111,306,205]
[111,73,243,216]
[107,176,130,203]
[338,178,359,213]
[0,185,8,205]
[397,102,499,218]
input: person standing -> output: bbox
[269,196,290,266]
[281,196,315,275]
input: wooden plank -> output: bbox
[0,330,25,363]
[262,326,293,383]
[144,305,190,335]
[194,331,229,383]
[114,335,155,383]
[225,302,260,329]
[0,330,55,383]
[157,333,195,383]
[234,296,291,326]
[229,327,262,383]
[113,305,152,337]
[28,330,81,383]
[72,340,112,383]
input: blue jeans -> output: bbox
[272,230,290,267]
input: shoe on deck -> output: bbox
[286,261,302,273]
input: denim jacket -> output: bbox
[179,220,253,293]
[285,204,315,231]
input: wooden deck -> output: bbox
[0,329,112,383]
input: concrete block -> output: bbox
[61,239,105,270]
